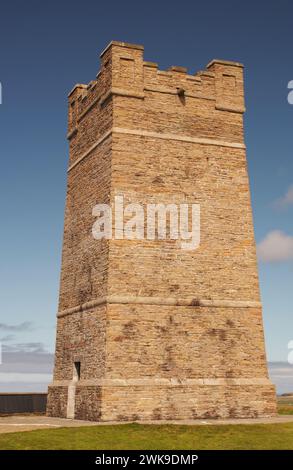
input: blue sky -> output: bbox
[0,0,292,389]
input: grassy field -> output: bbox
[0,401,292,450]
[278,396,293,415]
[0,422,293,450]
[278,405,293,415]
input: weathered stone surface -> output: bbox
[46,41,277,421]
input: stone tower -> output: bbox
[47,41,276,421]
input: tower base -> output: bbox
[47,381,276,421]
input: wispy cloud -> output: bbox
[2,342,48,354]
[0,334,15,342]
[273,185,293,209]
[257,230,293,262]
[0,372,52,383]
[0,321,34,332]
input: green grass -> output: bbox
[278,405,293,415]
[277,395,293,415]
[1,422,293,450]
[278,398,293,415]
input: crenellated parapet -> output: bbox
[67,41,245,148]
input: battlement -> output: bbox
[67,41,245,137]
[100,40,144,57]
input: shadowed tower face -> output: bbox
[47,41,276,421]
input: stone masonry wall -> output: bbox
[47,41,277,421]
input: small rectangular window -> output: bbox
[74,361,81,381]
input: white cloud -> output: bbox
[0,372,52,383]
[274,185,293,209]
[2,342,48,354]
[0,322,34,332]
[257,230,293,262]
